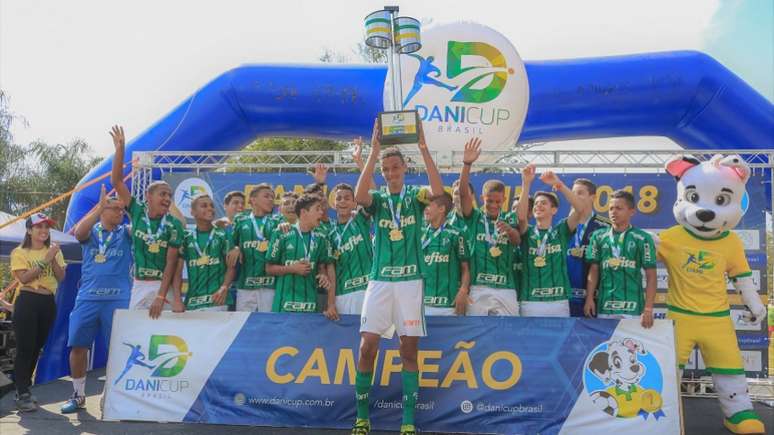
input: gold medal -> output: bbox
[640,390,663,413]
[333,251,341,260]
[608,257,621,268]
[570,247,583,257]
[258,240,269,252]
[489,246,502,257]
[534,256,546,267]
[196,255,210,266]
[389,228,404,241]
[94,254,107,264]
[148,242,160,253]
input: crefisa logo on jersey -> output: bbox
[114,335,192,398]
[583,338,665,420]
[393,22,529,157]
[175,177,214,219]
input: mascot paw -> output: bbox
[723,410,765,434]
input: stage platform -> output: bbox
[0,368,771,435]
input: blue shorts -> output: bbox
[67,299,129,348]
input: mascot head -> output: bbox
[665,154,750,238]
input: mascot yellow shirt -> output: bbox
[657,225,751,315]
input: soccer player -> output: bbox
[278,192,299,225]
[177,194,235,311]
[265,194,337,317]
[516,164,585,317]
[422,192,470,315]
[565,179,610,317]
[62,185,132,413]
[329,183,373,315]
[110,125,185,318]
[351,118,444,435]
[214,191,245,230]
[457,139,521,316]
[584,190,656,327]
[231,183,280,312]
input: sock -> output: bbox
[355,371,372,420]
[72,377,86,397]
[401,370,419,426]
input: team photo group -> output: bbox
[9,118,766,435]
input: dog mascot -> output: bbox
[659,154,765,434]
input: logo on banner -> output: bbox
[583,338,665,420]
[391,22,529,158]
[114,335,192,397]
[175,177,214,219]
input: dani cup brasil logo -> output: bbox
[174,177,214,219]
[392,22,529,158]
[114,335,192,393]
[583,338,666,420]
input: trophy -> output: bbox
[365,7,422,144]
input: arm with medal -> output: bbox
[539,170,585,231]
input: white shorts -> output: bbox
[424,306,456,316]
[360,279,425,339]
[191,305,228,312]
[468,286,519,316]
[336,290,366,315]
[236,288,274,312]
[520,300,570,317]
[129,280,173,310]
[597,313,638,320]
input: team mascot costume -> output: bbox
[659,154,766,434]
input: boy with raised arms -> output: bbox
[585,190,656,327]
[110,125,185,317]
[516,164,585,317]
[350,118,444,435]
[457,139,521,316]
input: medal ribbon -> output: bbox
[295,226,316,261]
[194,228,216,259]
[96,224,115,256]
[385,186,406,230]
[251,213,267,241]
[573,214,593,248]
[143,208,168,243]
[421,223,445,250]
[608,226,630,258]
[534,225,551,257]
[334,216,354,251]
[481,212,500,248]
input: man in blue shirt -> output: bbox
[564,178,610,317]
[61,185,133,413]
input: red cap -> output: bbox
[25,213,57,228]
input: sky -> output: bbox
[1,0,772,157]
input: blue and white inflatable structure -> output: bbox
[33,46,772,383]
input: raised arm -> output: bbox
[109,125,132,207]
[539,170,585,231]
[74,184,108,242]
[417,118,444,196]
[354,119,381,208]
[517,164,536,234]
[458,138,481,218]
[353,137,377,191]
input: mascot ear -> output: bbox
[665,156,700,180]
[718,154,751,184]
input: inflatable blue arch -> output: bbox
[35,50,773,383]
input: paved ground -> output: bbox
[0,369,771,434]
